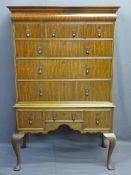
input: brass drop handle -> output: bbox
[84,89,89,96]
[37,45,43,54]
[72,28,76,38]
[28,116,33,125]
[96,115,100,125]
[85,46,91,54]
[25,27,30,37]
[38,88,43,96]
[97,28,102,38]
[38,65,43,74]
[51,29,56,37]
[85,66,90,74]
[72,33,76,37]
[52,112,57,121]
[72,113,77,121]
[52,33,55,37]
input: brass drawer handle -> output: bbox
[96,27,102,37]
[71,113,77,121]
[51,28,56,37]
[25,27,30,37]
[52,112,57,121]
[72,28,76,38]
[96,115,100,125]
[38,65,43,74]
[85,66,90,74]
[38,88,43,96]
[85,46,91,54]
[84,89,89,96]
[37,45,43,54]
[28,116,33,125]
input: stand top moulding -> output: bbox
[7,6,120,22]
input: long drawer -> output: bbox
[15,40,113,57]
[17,81,111,101]
[16,59,112,79]
[14,23,114,38]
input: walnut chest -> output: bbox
[8,6,119,171]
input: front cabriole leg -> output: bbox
[103,133,116,170]
[11,133,25,171]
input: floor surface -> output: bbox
[0,128,130,175]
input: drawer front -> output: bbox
[16,59,112,79]
[15,40,43,57]
[83,111,113,131]
[14,23,41,38]
[75,81,111,101]
[17,81,111,101]
[84,24,114,38]
[15,40,113,57]
[42,23,83,38]
[46,123,82,131]
[16,111,44,130]
[45,111,83,122]
[16,60,48,79]
[47,59,112,79]
[17,81,75,101]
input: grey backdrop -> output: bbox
[0,0,131,143]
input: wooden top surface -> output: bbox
[7,6,120,13]
[14,101,115,108]
[8,6,119,21]
[8,6,120,13]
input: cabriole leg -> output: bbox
[11,133,25,171]
[101,133,107,148]
[21,134,28,148]
[103,133,116,170]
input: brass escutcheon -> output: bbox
[96,27,102,37]
[28,116,33,125]
[38,65,43,74]
[71,113,77,121]
[25,27,30,37]
[52,112,57,121]
[95,115,100,125]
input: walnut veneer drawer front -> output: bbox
[16,60,48,79]
[17,81,111,101]
[14,23,41,38]
[15,40,113,57]
[42,23,83,38]
[84,24,114,38]
[83,111,113,131]
[16,59,112,79]
[46,111,83,122]
[16,111,44,131]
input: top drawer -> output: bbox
[14,23,41,38]
[42,23,83,38]
[84,24,114,38]
[14,23,114,38]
